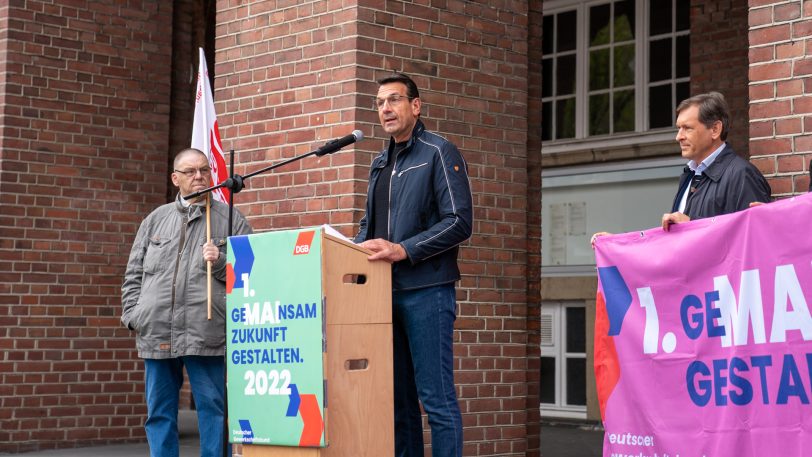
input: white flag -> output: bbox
[192,47,229,202]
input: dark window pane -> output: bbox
[566,307,586,353]
[614,89,635,132]
[557,54,576,95]
[543,58,553,98]
[615,0,636,42]
[614,44,635,87]
[676,0,690,31]
[542,102,553,141]
[590,4,611,46]
[556,98,576,139]
[540,357,556,404]
[649,84,673,129]
[558,11,577,52]
[589,49,610,91]
[566,358,587,406]
[589,93,610,136]
[676,35,690,78]
[676,81,690,108]
[650,0,672,36]
[649,38,672,82]
[543,14,555,55]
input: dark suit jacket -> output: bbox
[671,145,771,219]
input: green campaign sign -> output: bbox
[226,228,326,447]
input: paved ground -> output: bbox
[15,410,200,457]
[14,413,604,456]
[540,420,604,457]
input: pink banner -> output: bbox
[593,193,812,457]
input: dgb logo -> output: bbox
[293,231,315,255]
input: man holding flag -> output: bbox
[121,50,251,457]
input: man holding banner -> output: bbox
[593,92,771,246]
[661,91,771,229]
[121,148,252,457]
[591,93,812,456]
[356,73,473,457]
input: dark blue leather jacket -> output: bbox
[355,120,473,291]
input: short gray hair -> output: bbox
[173,148,207,169]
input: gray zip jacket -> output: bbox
[121,194,252,359]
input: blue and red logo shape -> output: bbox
[595,266,632,421]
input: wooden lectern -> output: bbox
[240,230,394,457]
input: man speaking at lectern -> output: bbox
[355,73,473,457]
[122,148,252,457]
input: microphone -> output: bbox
[314,130,364,156]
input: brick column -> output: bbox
[214,1,534,455]
[691,0,751,157]
[212,2,366,233]
[749,0,812,195]
[0,1,173,452]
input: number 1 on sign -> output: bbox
[637,287,659,354]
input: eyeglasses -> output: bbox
[373,94,414,110]
[174,167,211,177]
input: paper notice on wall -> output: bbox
[550,203,568,265]
[568,201,586,236]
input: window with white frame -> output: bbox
[541,157,685,275]
[540,302,587,418]
[542,0,690,143]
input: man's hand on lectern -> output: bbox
[358,238,407,264]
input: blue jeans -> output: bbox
[392,284,463,457]
[144,356,230,457]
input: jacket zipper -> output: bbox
[397,162,428,177]
[169,213,189,353]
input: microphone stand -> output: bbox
[184,145,339,203]
[183,143,349,457]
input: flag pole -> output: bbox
[193,46,231,457]
[206,192,212,320]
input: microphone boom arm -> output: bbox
[184,130,362,201]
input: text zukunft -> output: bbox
[229,301,318,367]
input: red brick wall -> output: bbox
[213,1,366,233]
[169,0,217,202]
[691,0,751,158]
[0,0,538,453]
[214,0,536,455]
[0,1,173,452]
[748,0,812,195]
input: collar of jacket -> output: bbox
[699,145,735,183]
[378,119,426,166]
[174,193,206,220]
